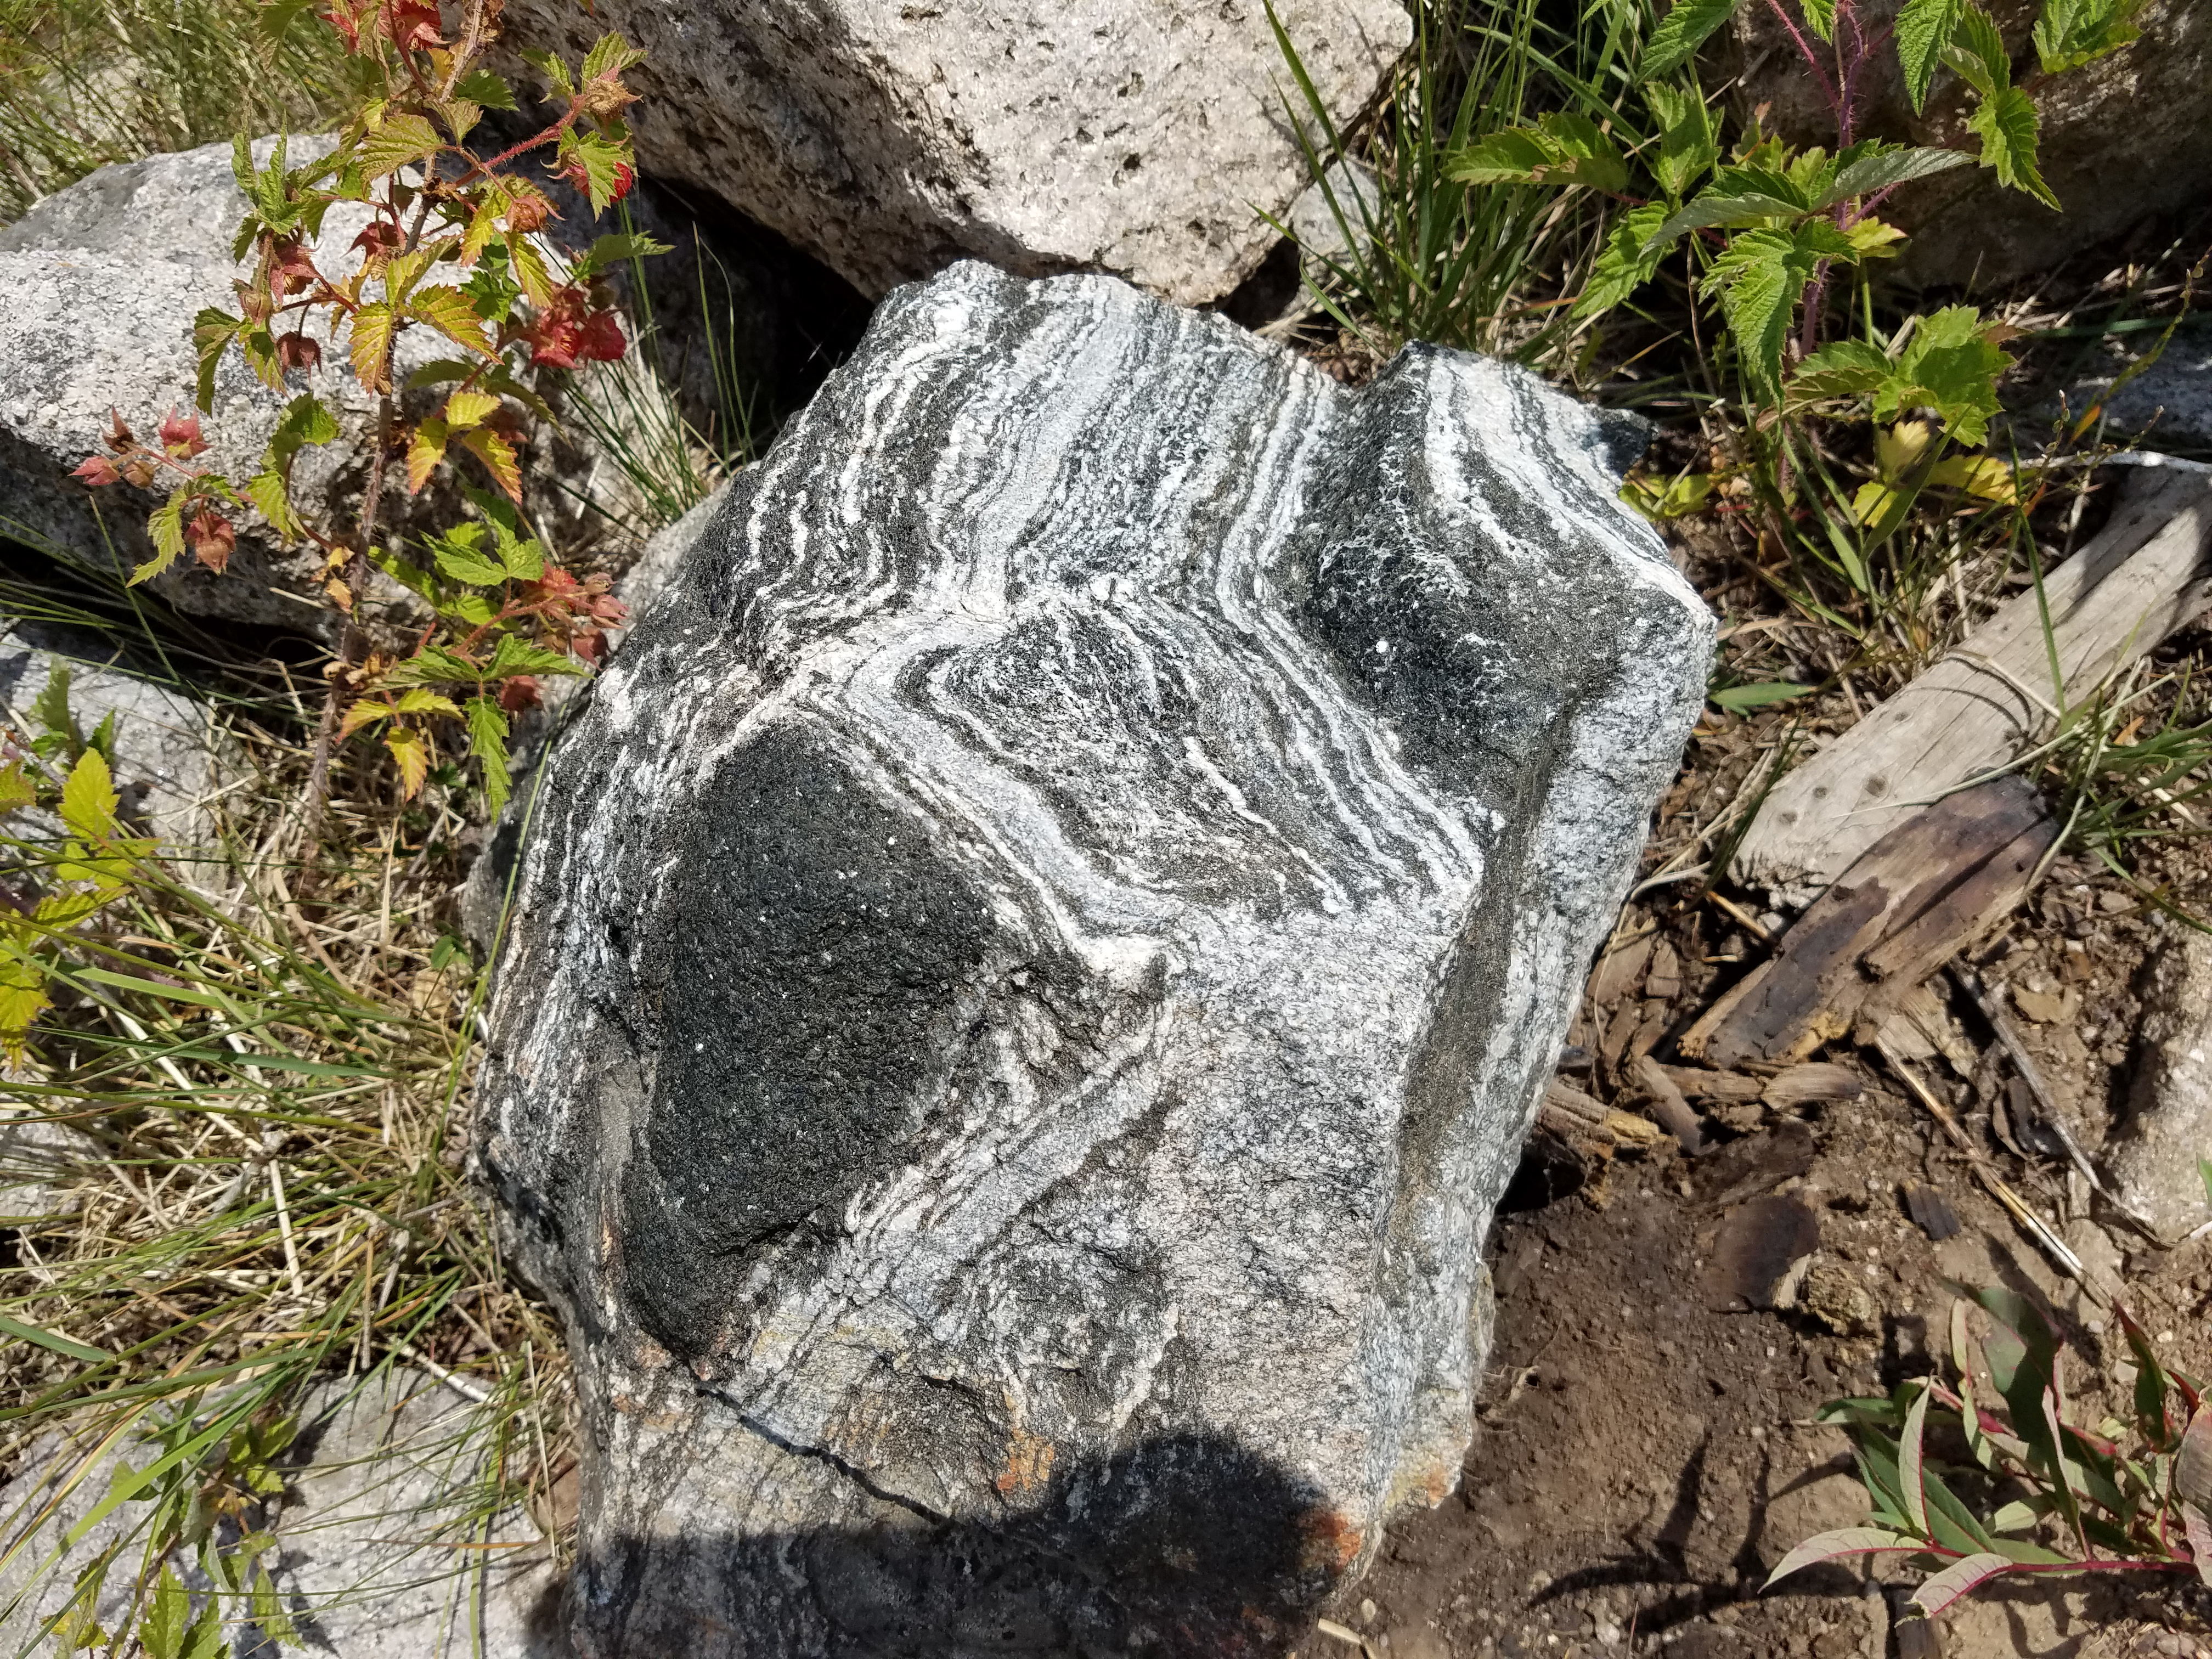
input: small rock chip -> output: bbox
[1903,1183,1960,1242]
[1801,1260,1881,1336]
[2011,984,2070,1024]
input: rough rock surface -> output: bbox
[0,1369,558,1658]
[0,622,230,847]
[495,0,1410,307]
[1718,0,2212,290]
[479,261,1710,1655]
[0,139,620,636]
[2108,929,2212,1237]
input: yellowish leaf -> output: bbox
[339,699,394,740]
[460,427,523,503]
[59,748,117,842]
[407,419,449,494]
[348,302,397,391]
[408,287,495,358]
[385,726,431,798]
[444,390,500,430]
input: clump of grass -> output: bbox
[0,0,347,224]
[1263,0,1658,368]
[0,651,566,1652]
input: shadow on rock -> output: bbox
[579,1432,1342,1658]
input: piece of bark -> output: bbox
[1680,776,2055,1070]
[1735,466,2212,894]
[1866,980,1979,1075]
[1588,931,1655,1010]
[1658,1065,1767,1102]
[1645,939,1684,1000]
[1762,1062,1863,1109]
[1632,1053,1706,1154]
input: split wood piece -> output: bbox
[1656,1065,1766,1102]
[1734,465,2212,894]
[1761,1062,1863,1109]
[1631,1053,1706,1154]
[1680,775,2056,1070]
[1541,1080,1668,1153]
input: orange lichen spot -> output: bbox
[993,1425,1057,1497]
[1297,1505,1364,1573]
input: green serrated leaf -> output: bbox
[245,471,300,539]
[1791,338,1892,402]
[466,695,512,816]
[59,746,118,840]
[1641,0,1746,80]
[1701,227,1819,398]
[455,68,516,109]
[1577,202,1670,318]
[1800,0,1836,37]
[136,494,189,585]
[192,308,242,413]
[1897,0,1967,109]
[574,230,674,279]
[360,112,441,180]
[1645,82,1720,200]
[2033,0,2144,71]
[487,634,588,679]
[428,525,510,586]
[1823,143,1974,206]
[256,0,317,40]
[138,1565,191,1659]
[1965,83,2059,210]
[410,285,498,357]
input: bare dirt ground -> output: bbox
[1333,846,2212,1658]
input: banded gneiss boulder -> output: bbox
[478,261,1712,1656]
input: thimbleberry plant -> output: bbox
[74,0,661,823]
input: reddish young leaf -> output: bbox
[352,219,404,261]
[498,675,541,713]
[72,456,122,487]
[575,307,626,362]
[160,408,208,459]
[185,510,236,574]
[277,331,323,373]
[380,0,441,50]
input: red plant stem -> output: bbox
[452,105,582,190]
[303,392,395,843]
[1763,0,1840,125]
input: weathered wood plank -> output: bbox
[1733,465,2212,894]
[1681,776,2052,1069]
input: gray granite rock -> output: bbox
[0,622,232,848]
[2108,928,2212,1238]
[1717,0,2212,292]
[0,1369,560,1659]
[0,140,619,639]
[493,0,1410,307]
[478,261,1709,1655]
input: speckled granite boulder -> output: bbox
[478,261,1711,1656]
[494,0,1409,306]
